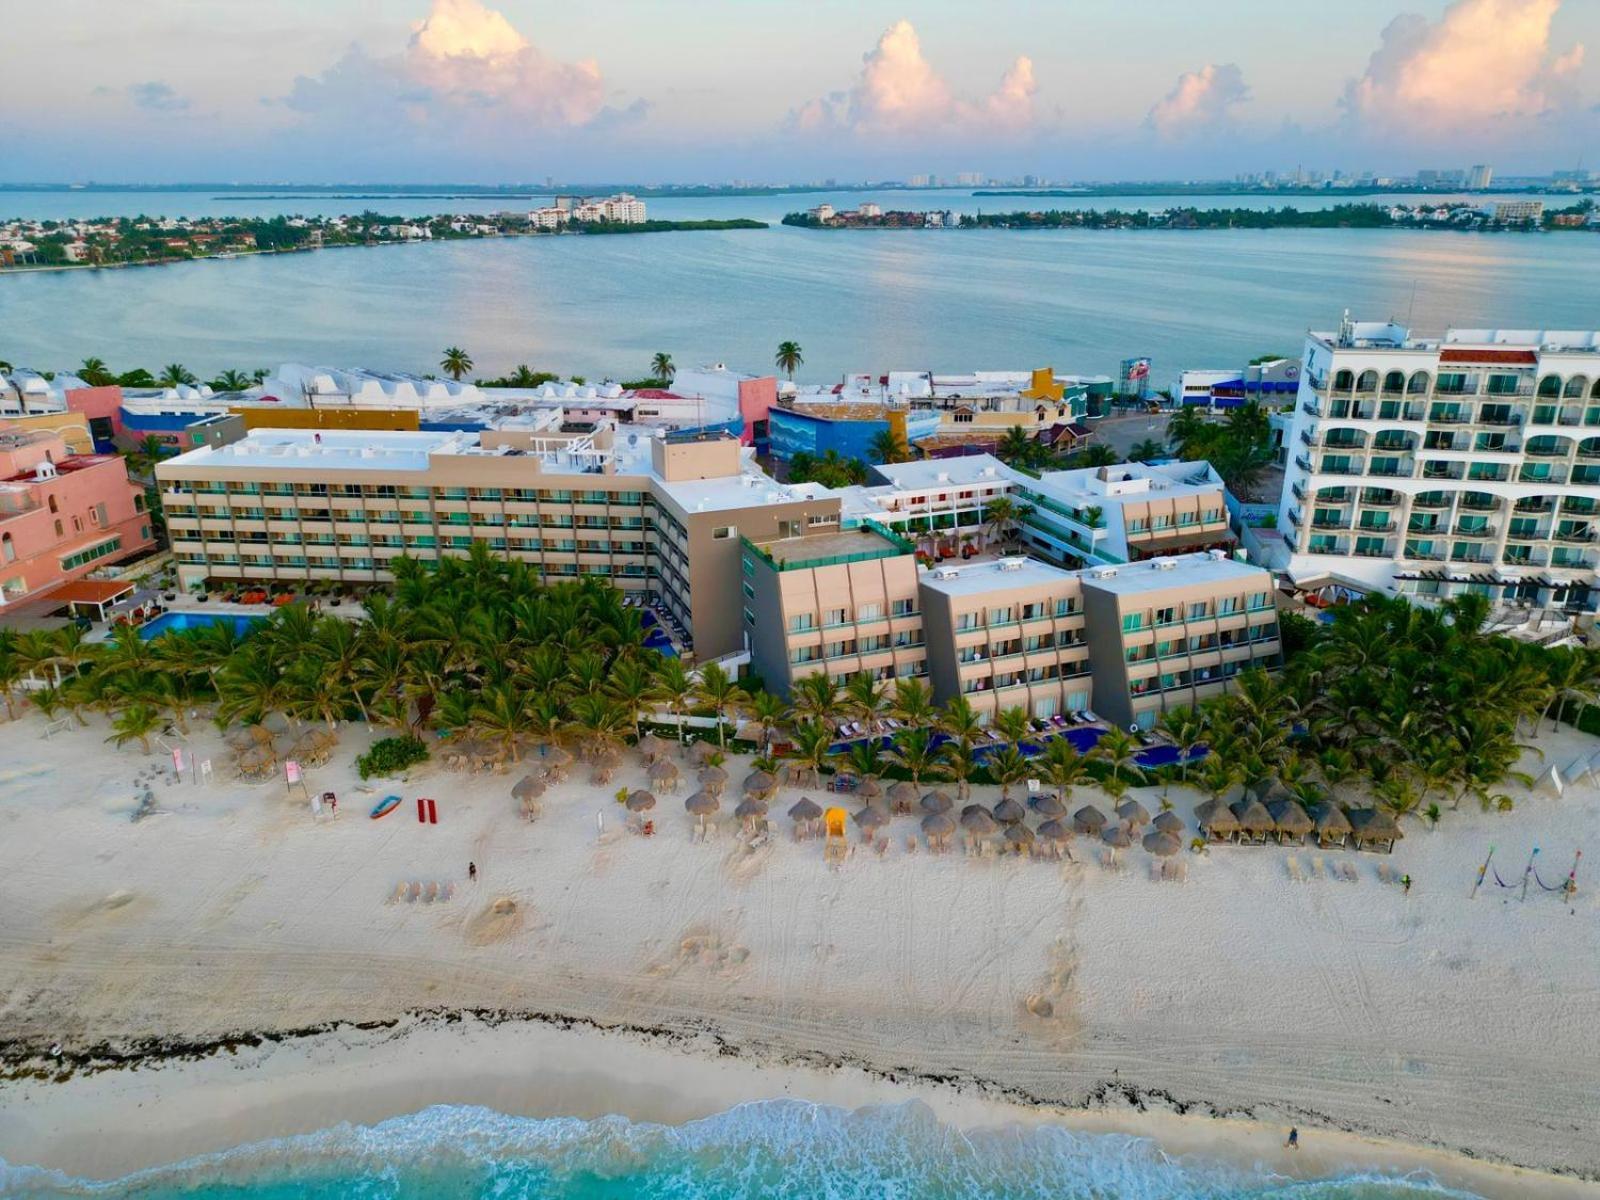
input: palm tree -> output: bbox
[1543,646,1600,731]
[650,352,675,383]
[1156,708,1206,782]
[158,363,197,388]
[890,677,940,731]
[1194,754,1238,806]
[986,743,1031,801]
[842,672,888,730]
[106,702,163,754]
[995,425,1035,467]
[774,341,804,380]
[838,737,887,781]
[693,662,742,748]
[992,704,1032,746]
[440,346,474,381]
[606,657,657,741]
[125,434,168,479]
[211,368,251,392]
[867,428,910,465]
[784,719,834,788]
[940,695,985,758]
[0,642,24,720]
[887,726,950,789]
[1078,444,1119,468]
[1128,438,1166,463]
[741,688,789,755]
[982,497,1018,552]
[649,657,696,744]
[566,692,631,761]
[471,682,531,761]
[790,672,840,730]
[1093,727,1142,792]
[79,357,115,387]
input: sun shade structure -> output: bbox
[992,797,1026,824]
[1152,810,1185,835]
[1266,798,1314,844]
[888,781,919,811]
[734,796,769,820]
[689,741,719,765]
[788,797,822,821]
[1229,798,1276,843]
[1347,808,1405,853]
[1029,794,1066,819]
[959,805,997,835]
[1195,799,1241,841]
[921,812,956,838]
[512,774,548,799]
[855,776,883,802]
[1036,818,1073,842]
[697,764,728,790]
[920,790,954,814]
[1143,830,1181,857]
[625,790,657,812]
[50,578,134,621]
[684,790,719,816]
[743,770,776,796]
[1116,799,1151,827]
[1073,805,1108,834]
[1102,825,1132,849]
[1310,801,1353,848]
[1004,823,1036,847]
[636,733,667,761]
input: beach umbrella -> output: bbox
[685,790,719,817]
[593,744,622,768]
[1143,830,1181,857]
[1228,797,1276,835]
[855,776,884,802]
[1310,802,1352,838]
[920,790,954,815]
[626,789,657,813]
[743,770,776,796]
[888,781,919,812]
[788,797,822,822]
[1102,825,1132,849]
[1116,799,1151,828]
[1073,804,1107,834]
[698,764,728,790]
[1152,810,1185,835]
[921,812,956,839]
[1348,807,1404,848]
[1004,823,1036,849]
[1195,799,1240,836]
[853,805,889,831]
[959,805,997,835]
[544,745,573,767]
[992,797,1026,824]
[512,774,547,799]
[734,796,769,821]
[1037,818,1073,843]
[1029,794,1066,819]
[1266,798,1314,839]
[688,740,718,765]
[637,733,667,761]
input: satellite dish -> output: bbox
[1128,722,1141,734]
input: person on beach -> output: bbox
[1402,874,1412,895]
[1286,1127,1299,1150]
[468,861,477,882]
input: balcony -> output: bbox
[1411,494,1451,509]
[1503,527,1549,542]
[1360,490,1401,507]
[1451,525,1496,539]
[1458,495,1499,511]
[1515,498,1555,514]
[1407,521,1444,535]
[1403,545,1445,562]
[1555,527,1596,544]
[1311,518,1349,531]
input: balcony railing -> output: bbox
[1452,525,1496,539]
[1515,499,1555,513]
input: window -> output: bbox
[789,614,815,632]
[857,602,881,621]
[1121,612,1143,632]
[741,556,755,577]
[892,598,915,616]
[53,520,63,538]
[713,526,733,539]
[47,495,58,514]
[0,534,12,563]
[60,536,122,571]
[741,582,755,600]
[825,607,848,626]
[1154,606,1176,625]
[1218,596,1238,615]
[743,607,755,625]
[1188,601,1210,619]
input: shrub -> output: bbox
[357,734,429,780]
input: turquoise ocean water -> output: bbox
[0,1101,1484,1199]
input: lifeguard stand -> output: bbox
[824,806,848,864]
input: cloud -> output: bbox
[281,0,609,136]
[97,81,191,112]
[1342,0,1585,128]
[790,20,1035,136]
[1147,64,1249,138]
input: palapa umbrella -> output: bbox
[688,740,718,765]
[684,790,719,817]
[637,733,667,761]
[1073,804,1108,834]
[1310,801,1352,840]
[854,776,884,805]
[959,805,997,835]
[626,789,657,813]
[743,769,776,796]
[1102,825,1132,849]
[698,764,729,790]
[921,811,956,839]
[1142,830,1181,857]
[992,797,1026,824]
[648,759,680,791]
[1266,798,1314,840]
[887,780,919,812]
[512,774,547,799]
[920,790,954,815]
[1196,799,1240,836]
[1036,818,1073,843]
[593,744,622,768]
[734,796,769,821]
[853,805,889,831]
[544,745,574,767]
[1229,797,1276,835]
[1029,793,1066,819]
[1116,799,1151,827]
[1348,807,1404,848]
[1003,822,1036,848]
[1152,810,1185,835]
[787,797,822,822]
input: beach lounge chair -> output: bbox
[1311,856,1326,879]
[1286,855,1303,882]
[1082,709,1099,724]
[1341,861,1359,883]
[1377,862,1394,885]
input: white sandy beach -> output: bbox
[0,712,1596,1193]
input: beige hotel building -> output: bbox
[159,424,1278,723]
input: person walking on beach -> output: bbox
[1402,874,1412,895]
[468,861,477,883]
[1286,1127,1299,1150]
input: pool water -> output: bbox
[138,611,265,640]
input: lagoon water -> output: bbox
[0,1101,1486,1199]
[1,189,1596,383]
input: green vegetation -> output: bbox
[650,353,675,384]
[1166,400,1275,500]
[357,734,430,780]
[570,218,766,234]
[440,346,473,382]
[479,364,561,388]
[774,340,804,381]
[786,449,867,488]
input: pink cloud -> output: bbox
[1147,64,1250,138]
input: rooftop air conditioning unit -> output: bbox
[980,467,995,477]
[1207,549,1227,561]
[998,557,1026,571]
[1153,557,1177,570]
[1094,567,1118,579]
[933,566,961,580]
[936,472,950,483]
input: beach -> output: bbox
[0,712,1596,1194]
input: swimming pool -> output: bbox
[138,611,265,640]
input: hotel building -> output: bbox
[1279,319,1600,612]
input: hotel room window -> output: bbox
[1188,601,1210,619]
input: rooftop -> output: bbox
[870,454,1013,491]
[1077,552,1266,596]
[1022,461,1224,506]
[919,556,1079,597]
[1310,322,1600,356]
[745,526,910,571]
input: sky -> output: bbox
[1,0,1596,184]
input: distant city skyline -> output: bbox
[1,0,1596,184]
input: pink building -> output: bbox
[737,376,777,448]
[0,431,155,607]
[64,384,128,450]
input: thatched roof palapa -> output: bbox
[1228,797,1276,833]
[1195,799,1240,834]
[921,812,956,838]
[626,790,657,812]
[1102,825,1132,849]
[1142,830,1181,857]
[992,797,1026,824]
[1004,823,1035,846]
[1029,794,1066,819]
[1348,808,1405,843]
[788,797,823,822]
[637,733,667,760]
[1036,818,1072,842]
[1152,810,1185,835]
[1310,802,1353,835]
[855,776,883,801]
[888,781,919,809]
[853,805,889,830]
[959,805,997,835]
[734,797,769,820]
[1073,805,1108,834]
[743,770,776,795]
[685,790,719,816]
[1266,798,1314,836]
[920,790,954,814]
[1116,799,1151,827]
[512,774,547,799]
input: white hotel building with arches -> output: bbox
[1279,318,1600,614]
